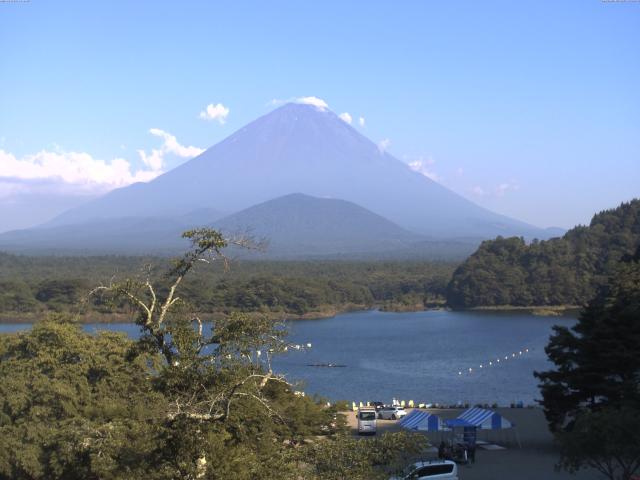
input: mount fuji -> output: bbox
[0,103,552,256]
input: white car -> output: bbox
[390,460,458,480]
[378,406,407,420]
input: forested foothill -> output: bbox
[446,200,640,308]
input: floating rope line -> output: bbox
[457,348,531,376]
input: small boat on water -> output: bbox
[306,363,347,368]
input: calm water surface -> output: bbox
[0,310,575,405]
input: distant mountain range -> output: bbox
[0,103,562,258]
[0,193,477,259]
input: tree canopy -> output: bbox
[534,246,640,480]
[0,254,454,321]
[447,199,640,308]
[0,229,427,479]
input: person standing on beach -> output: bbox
[438,441,446,460]
[468,443,476,464]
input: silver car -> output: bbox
[378,406,407,420]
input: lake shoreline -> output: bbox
[465,305,581,316]
[0,306,373,324]
[0,303,580,324]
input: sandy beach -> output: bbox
[345,407,600,480]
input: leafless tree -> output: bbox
[90,228,298,424]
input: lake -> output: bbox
[0,309,575,405]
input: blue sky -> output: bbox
[0,0,638,230]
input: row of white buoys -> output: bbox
[457,348,530,376]
[282,342,312,353]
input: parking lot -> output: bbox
[345,407,600,479]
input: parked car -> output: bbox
[357,407,377,435]
[372,401,385,411]
[378,406,407,420]
[390,460,458,480]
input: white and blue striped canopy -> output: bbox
[399,410,446,431]
[456,407,513,430]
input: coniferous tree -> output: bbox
[535,247,640,480]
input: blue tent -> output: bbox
[399,410,447,432]
[444,418,476,428]
[454,407,514,430]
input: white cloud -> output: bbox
[0,129,204,199]
[471,186,486,197]
[137,149,164,171]
[456,167,465,176]
[377,138,391,153]
[198,103,230,124]
[408,157,441,182]
[359,116,365,127]
[137,128,204,172]
[150,128,203,158]
[0,149,159,197]
[338,112,352,124]
[270,96,334,112]
[294,96,329,110]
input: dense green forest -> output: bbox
[0,254,455,321]
[0,230,425,479]
[447,199,640,308]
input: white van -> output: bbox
[357,407,377,435]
